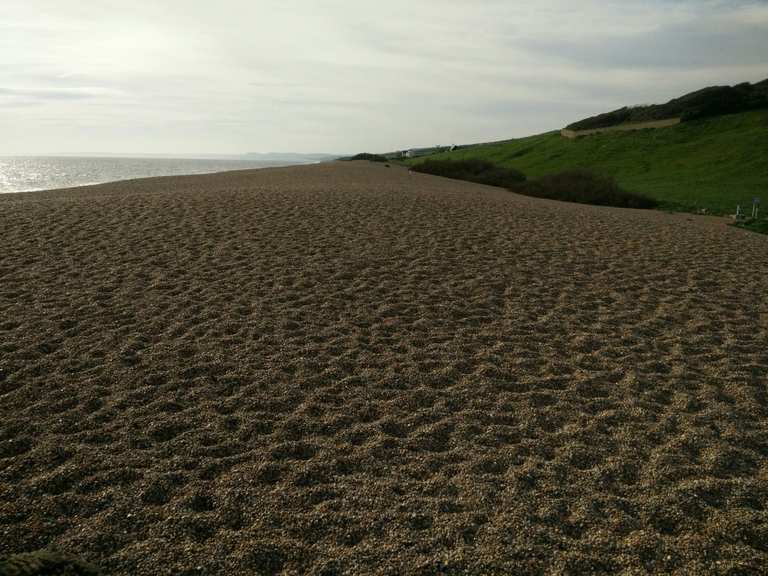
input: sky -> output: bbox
[2,0,767,156]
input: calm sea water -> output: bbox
[0,156,311,194]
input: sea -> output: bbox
[0,155,321,194]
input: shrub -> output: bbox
[566,78,768,130]
[736,218,768,236]
[410,159,526,188]
[341,153,389,162]
[411,160,656,210]
[518,170,658,209]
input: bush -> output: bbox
[567,78,768,130]
[411,160,656,210]
[341,153,389,162]
[410,159,526,188]
[736,218,768,236]
[519,170,658,209]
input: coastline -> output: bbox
[0,156,326,195]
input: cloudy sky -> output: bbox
[2,0,767,155]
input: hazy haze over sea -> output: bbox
[0,155,332,194]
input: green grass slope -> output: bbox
[408,110,768,215]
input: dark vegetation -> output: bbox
[341,153,389,162]
[737,218,768,235]
[567,78,768,130]
[410,159,526,188]
[520,170,659,209]
[411,159,657,209]
[0,550,101,576]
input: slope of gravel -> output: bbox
[1,162,767,575]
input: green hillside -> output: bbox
[407,109,768,215]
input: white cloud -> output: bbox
[1,0,766,154]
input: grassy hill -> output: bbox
[406,109,768,215]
